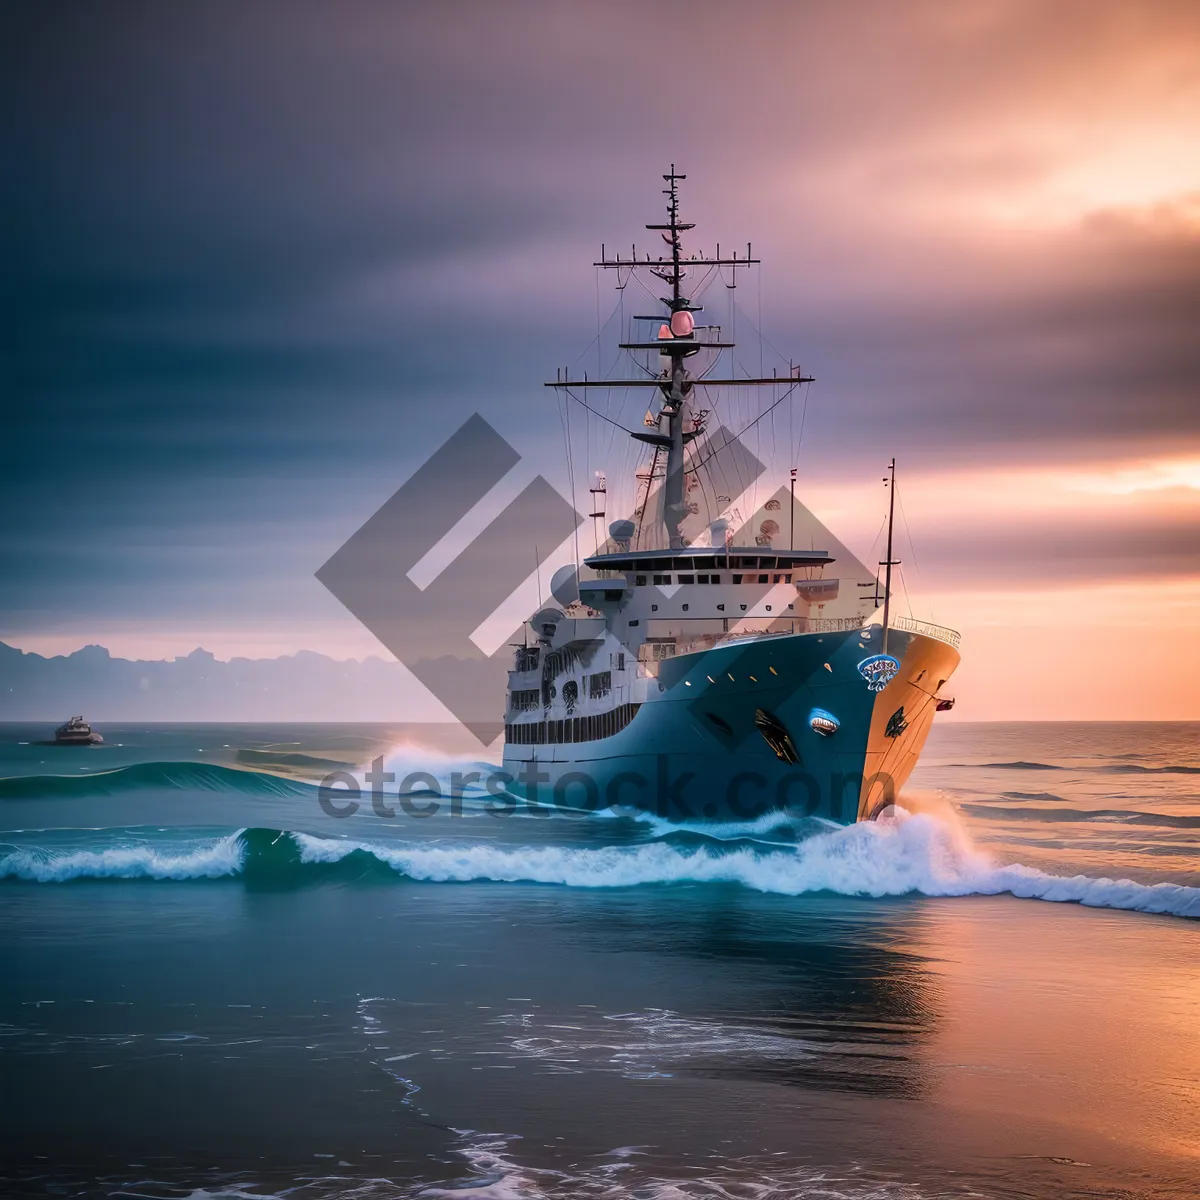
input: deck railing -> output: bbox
[889,615,961,649]
[634,616,870,673]
[717,615,867,642]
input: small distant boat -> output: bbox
[54,716,104,745]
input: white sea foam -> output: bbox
[292,812,1200,918]
[0,832,245,882]
[419,1130,937,1199]
[639,808,831,842]
[381,745,502,793]
[4,812,1197,918]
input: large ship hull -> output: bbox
[502,626,959,824]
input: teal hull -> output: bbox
[502,627,960,824]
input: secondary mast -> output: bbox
[881,457,900,652]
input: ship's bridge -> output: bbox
[583,546,833,573]
[577,545,838,611]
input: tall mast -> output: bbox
[659,166,689,547]
[881,458,900,653]
[546,169,814,550]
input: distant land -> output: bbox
[0,641,419,721]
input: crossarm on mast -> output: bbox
[545,375,814,387]
[595,255,760,269]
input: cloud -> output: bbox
[3,0,1199,674]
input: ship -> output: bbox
[54,716,104,745]
[500,169,959,823]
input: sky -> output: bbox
[3,0,1199,720]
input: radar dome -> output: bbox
[670,310,695,337]
[608,519,636,549]
[550,564,579,606]
[531,606,565,642]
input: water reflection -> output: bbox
[469,887,944,1100]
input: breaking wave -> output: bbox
[0,830,247,882]
[2,815,1197,918]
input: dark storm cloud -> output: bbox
[904,510,1200,589]
[790,221,1200,461]
[3,0,1199,644]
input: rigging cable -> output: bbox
[563,388,639,436]
[634,444,662,550]
[794,380,811,468]
[556,391,580,572]
[686,382,799,472]
[896,484,935,624]
[567,386,581,570]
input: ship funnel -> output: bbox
[708,518,730,548]
[608,519,635,551]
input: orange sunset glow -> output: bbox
[4,8,1200,1200]
[4,0,1199,721]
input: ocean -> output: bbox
[1,721,1197,1199]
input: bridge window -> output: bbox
[732,573,743,584]
[653,574,671,585]
[758,574,769,584]
[635,575,646,586]
[677,574,695,584]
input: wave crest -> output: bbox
[0,831,246,882]
[3,817,1197,918]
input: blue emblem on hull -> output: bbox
[857,653,900,692]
